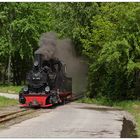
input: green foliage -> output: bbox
[0,3,51,85]
[78,97,115,106]
[86,3,140,100]
[0,3,140,100]
[50,2,99,54]
[50,3,140,100]
[0,96,18,107]
[0,85,22,94]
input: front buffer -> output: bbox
[19,94,52,108]
[19,91,72,108]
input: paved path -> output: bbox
[0,102,125,138]
[0,93,18,99]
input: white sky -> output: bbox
[0,0,140,2]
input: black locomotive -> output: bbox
[19,54,72,107]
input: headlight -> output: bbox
[23,86,28,92]
[19,96,26,104]
[45,86,50,92]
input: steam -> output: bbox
[36,32,88,95]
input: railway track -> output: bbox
[0,109,35,124]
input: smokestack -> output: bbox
[34,54,42,68]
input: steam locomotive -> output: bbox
[19,54,72,108]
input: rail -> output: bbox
[0,109,35,123]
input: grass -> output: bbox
[0,96,18,108]
[0,85,22,94]
[78,97,140,137]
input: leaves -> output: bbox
[0,3,51,85]
[0,2,140,99]
[50,3,140,100]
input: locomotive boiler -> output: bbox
[19,54,72,108]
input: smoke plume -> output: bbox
[36,32,88,95]
[56,39,88,95]
[35,32,57,60]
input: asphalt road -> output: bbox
[0,102,125,138]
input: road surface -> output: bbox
[0,102,128,138]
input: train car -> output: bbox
[19,54,72,108]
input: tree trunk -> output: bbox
[2,65,7,84]
[7,54,11,84]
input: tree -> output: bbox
[0,3,51,85]
[50,2,99,54]
[82,3,140,100]
[51,3,140,100]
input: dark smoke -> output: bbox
[35,32,57,60]
[56,39,88,95]
[36,32,88,95]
